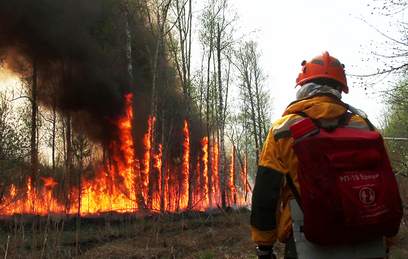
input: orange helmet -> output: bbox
[296,51,348,94]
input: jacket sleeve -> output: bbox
[250,127,285,246]
[250,165,284,246]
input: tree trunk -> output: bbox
[75,152,82,258]
[125,0,133,88]
[66,113,72,207]
[52,101,56,175]
[173,0,194,209]
[147,0,170,209]
[206,46,213,208]
[216,23,226,209]
[30,58,37,191]
[125,0,145,210]
[30,57,38,255]
[160,106,166,211]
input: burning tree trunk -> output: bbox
[205,39,213,208]
[216,23,227,209]
[181,120,190,209]
[137,0,172,210]
[61,61,74,213]
[159,76,173,212]
[160,117,166,211]
[244,153,248,201]
[229,146,235,205]
[206,116,212,209]
[201,137,209,208]
[124,0,145,210]
[30,58,38,193]
[73,133,91,257]
[65,113,72,211]
[30,57,38,254]
[51,92,57,175]
[170,0,194,209]
[150,0,170,210]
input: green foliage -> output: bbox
[381,78,408,177]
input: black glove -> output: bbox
[257,245,277,259]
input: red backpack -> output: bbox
[288,112,402,245]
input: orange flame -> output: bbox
[201,137,209,208]
[152,144,162,211]
[211,141,220,206]
[229,147,236,205]
[0,94,250,217]
[41,177,58,188]
[180,120,190,209]
[142,115,153,203]
[80,93,138,214]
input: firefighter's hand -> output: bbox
[385,235,398,248]
[257,245,277,259]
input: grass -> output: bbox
[0,209,258,258]
[0,208,406,258]
[389,221,408,259]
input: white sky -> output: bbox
[1,0,399,129]
[229,0,397,127]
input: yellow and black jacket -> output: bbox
[249,92,397,247]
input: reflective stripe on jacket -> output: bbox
[250,94,376,246]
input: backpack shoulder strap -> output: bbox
[286,174,303,212]
[293,111,321,128]
[337,112,353,127]
[344,103,376,131]
[295,111,356,129]
[337,111,375,131]
[364,117,375,131]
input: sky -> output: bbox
[0,0,399,129]
[228,0,398,127]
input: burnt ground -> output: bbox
[0,209,407,259]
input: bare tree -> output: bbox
[168,0,194,208]
[0,89,31,211]
[233,41,271,166]
[197,0,238,208]
[351,1,408,87]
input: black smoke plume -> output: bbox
[0,0,127,145]
[0,0,205,165]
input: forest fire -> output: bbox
[0,94,250,218]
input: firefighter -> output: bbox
[250,51,399,259]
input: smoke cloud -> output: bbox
[0,0,127,145]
